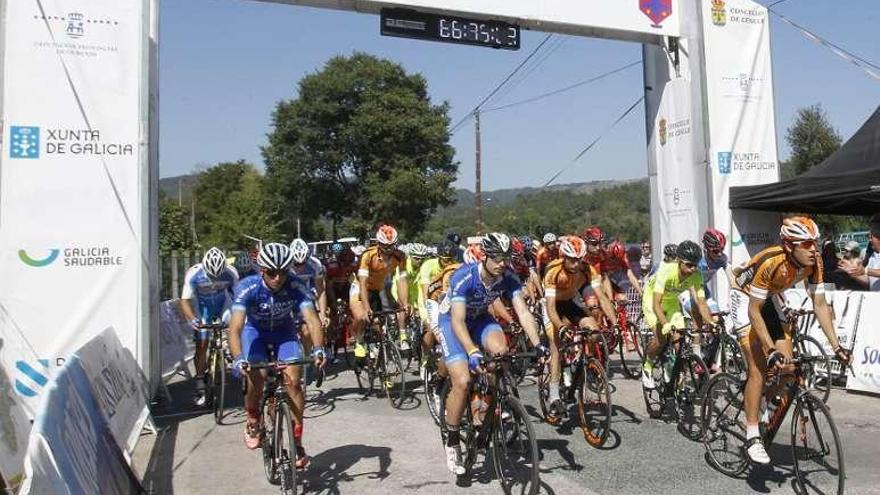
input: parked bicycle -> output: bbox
[439,352,540,495]
[702,355,847,494]
[537,325,612,448]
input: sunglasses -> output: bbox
[792,240,817,250]
[487,255,510,264]
[263,268,287,278]
[679,260,697,269]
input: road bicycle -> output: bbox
[353,309,407,408]
[202,322,233,424]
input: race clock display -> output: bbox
[380,9,520,51]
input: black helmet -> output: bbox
[437,241,457,258]
[446,231,462,245]
[481,233,512,258]
[663,243,678,260]
[676,240,702,264]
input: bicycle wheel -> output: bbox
[536,360,559,425]
[718,333,748,379]
[675,354,709,441]
[701,372,748,477]
[641,358,665,419]
[424,364,444,427]
[618,322,643,379]
[796,335,832,404]
[212,349,226,424]
[490,395,540,495]
[204,347,217,407]
[576,358,611,448]
[277,401,300,495]
[379,341,406,408]
[508,332,530,385]
[791,392,845,495]
[262,398,279,485]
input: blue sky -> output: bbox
[159,0,879,190]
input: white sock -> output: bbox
[746,422,760,440]
[548,381,561,402]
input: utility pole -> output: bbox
[474,109,482,235]
[177,177,182,207]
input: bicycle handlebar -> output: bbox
[197,322,228,330]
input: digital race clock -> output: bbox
[380,9,520,51]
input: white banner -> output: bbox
[0,0,147,482]
[159,299,194,377]
[73,328,150,456]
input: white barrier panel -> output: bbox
[74,328,151,456]
[0,0,148,482]
[159,299,194,377]
[20,355,142,495]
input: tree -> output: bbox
[785,104,842,177]
[263,52,458,240]
[158,193,195,254]
[192,160,281,247]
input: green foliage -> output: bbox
[158,198,195,254]
[263,52,457,240]
[785,104,842,177]
[192,160,281,247]
[422,181,650,242]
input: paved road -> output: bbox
[133,358,880,494]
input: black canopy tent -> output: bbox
[729,105,880,215]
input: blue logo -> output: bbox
[14,359,49,397]
[718,151,732,175]
[10,126,40,159]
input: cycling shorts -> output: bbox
[424,299,441,336]
[543,300,589,336]
[437,313,503,365]
[240,324,303,363]
[679,293,721,317]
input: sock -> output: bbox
[746,422,760,440]
[548,381,561,402]
[446,425,461,447]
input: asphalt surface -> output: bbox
[132,355,880,495]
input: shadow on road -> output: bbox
[141,423,179,494]
[303,444,393,494]
[537,438,584,473]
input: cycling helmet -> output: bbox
[447,231,462,246]
[330,242,345,255]
[409,243,429,258]
[511,237,525,257]
[257,242,293,270]
[520,235,533,250]
[582,226,604,244]
[289,238,310,264]
[663,243,678,260]
[542,233,558,244]
[481,233,512,258]
[676,240,702,264]
[464,244,484,264]
[702,228,727,252]
[559,236,587,259]
[437,241,457,259]
[780,216,820,243]
[607,240,626,261]
[202,247,226,278]
[376,225,399,245]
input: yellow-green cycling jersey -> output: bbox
[393,257,430,307]
[642,261,704,332]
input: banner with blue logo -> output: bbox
[0,0,149,487]
[20,355,143,494]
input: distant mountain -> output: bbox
[159,174,200,202]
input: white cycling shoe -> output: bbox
[746,437,770,465]
[445,445,466,475]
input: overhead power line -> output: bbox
[483,60,642,114]
[542,95,645,188]
[449,34,555,135]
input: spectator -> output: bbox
[627,245,643,279]
[639,240,653,276]
[841,214,880,290]
[822,240,863,290]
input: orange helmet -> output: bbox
[376,225,399,245]
[607,240,626,261]
[559,236,587,259]
[780,216,819,243]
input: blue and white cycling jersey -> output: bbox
[441,263,522,322]
[231,274,315,333]
[698,253,729,298]
[181,263,239,321]
[290,256,325,294]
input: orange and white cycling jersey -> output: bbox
[736,245,824,301]
[542,258,600,302]
[357,245,406,291]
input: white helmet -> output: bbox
[289,238,310,264]
[202,247,226,278]
[409,243,429,258]
[352,245,367,257]
[559,236,587,259]
[257,242,293,270]
[376,225,399,245]
[542,233,557,244]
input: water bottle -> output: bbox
[563,368,573,389]
[369,344,378,360]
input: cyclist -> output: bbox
[582,226,607,272]
[417,242,458,370]
[437,233,548,474]
[511,237,543,302]
[680,229,736,323]
[349,225,408,360]
[290,238,329,352]
[180,247,239,406]
[393,242,430,349]
[228,242,325,466]
[543,236,615,416]
[536,233,560,278]
[640,240,715,389]
[601,239,643,302]
[732,216,852,465]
